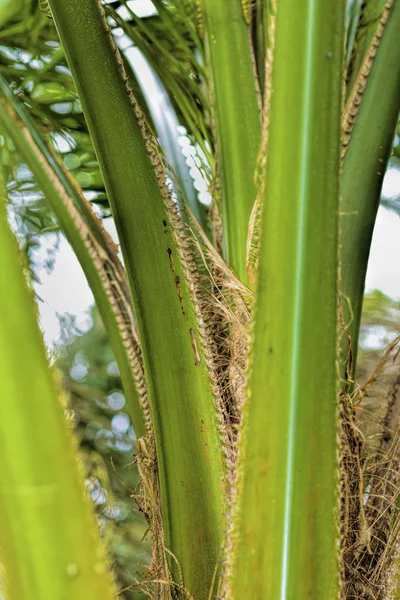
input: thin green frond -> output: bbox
[345,0,363,67]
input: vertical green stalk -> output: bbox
[47,1,225,597]
[229,1,344,597]
[340,0,400,382]
[0,175,113,600]
[200,0,261,283]
[0,80,146,438]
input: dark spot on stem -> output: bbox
[190,328,201,365]
[175,275,185,315]
[167,248,174,272]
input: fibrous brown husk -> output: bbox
[341,339,400,599]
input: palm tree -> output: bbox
[0,0,399,598]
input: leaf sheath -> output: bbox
[229,1,344,597]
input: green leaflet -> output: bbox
[228,0,344,597]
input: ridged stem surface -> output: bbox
[230,1,344,597]
[47,1,225,597]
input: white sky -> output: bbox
[365,205,400,297]
[35,219,118,348]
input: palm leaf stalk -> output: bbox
[338,4,400,592]
[0,169,114,600]
[199,0,261,282]
[46,0,225,597]
[0,74,147,437]
[227,0,345,597]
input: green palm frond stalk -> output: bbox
[200,0,261,282]
[0,172,114,600]
[228,1,344,597]
[0,76,147,437]
[46,0,225,596]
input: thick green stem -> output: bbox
[200,0,261,283]
[0,174,114,600]
[0,78,146,438]
[47,1,225,597]
[229,1,344,597]
[340,0,400,382]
